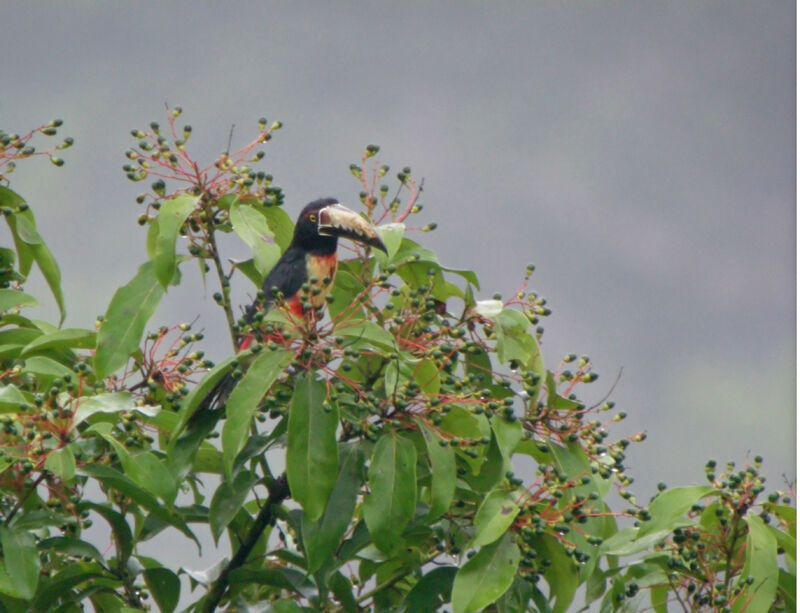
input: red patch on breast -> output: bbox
[237,333,255,352]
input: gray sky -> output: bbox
[2,0,795,585]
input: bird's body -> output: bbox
[197,198,385,411]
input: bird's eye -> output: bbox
[308,213,317,223]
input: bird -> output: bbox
[197,197,387,413]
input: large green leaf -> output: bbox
[0,188,66,324]
[328,269,367,321]
[72,391,157,427]
[150,194,199,287]
[452,532,520,613]
[335,319,397,352]
[261,205,294,252]
[130,452,179,506]
[301,443,364,572]
[0,186,32,275]
[29,561,108,612]
[637,485,717,538]
[230,201,281,278]
[209,470,257,543]
[0,289,36,313]
[20,327,95,357]
[79,465,197,547]
[38,536,104,566]
[0,384,30,413]
[286,373,339,521]
[94,261,165,379]
[81,502,133,562]
[363,432,417,554]
[534,528,580,613]
[21,355,74,380]
[403,566,457,612]
[221,348,292,478]
[735,514,779,613]
[470,488,521,548]
[494,308,542,373]
[43,445,76,481]
[0,526,41,600]
[375,222,405,262]
[417,419,456,519]
[143,567,180,613]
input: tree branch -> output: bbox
[201,473,290,612]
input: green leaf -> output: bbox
[43,446,76,481]
[2,200,66,324]
[261,205,294,252]
[414,358,441,396]
[439,406,490,475]
[79,465,198,548]
[416,419,456,519]
[494,308,542,373]
[443,266,481,290]
[82,502,133,562]
[734,514,779,613]
[492,417,522,468]
[0,289,36,313]
[230,201,281,278]
[0,526,41,600]
[221,348,292,478]
[637,485,716,538]
[452,532,520,613]
[534,531,579,613]
[0,186,31,275]
[328,570,359,612]
[328,269,367,321]
[143,567,180,613]
[286,373,339,521]
[470,489,521,548]
[404,566,457,612]
[20,327,95,357]
[229,257,263,286]
[302,444,365,572]
[94,262,165,379]
[363,432,417,554]
[30,561,107,611]
[170,353,239,438]
[209,470,257,544]
[130,452,178,506]
[265,600,305,613]
[0,384,30,413]
[38,536,104,566]
[335,319,397,352]
[72,391,156,426]
[777,569,796,611]
[21,355,74,380]
[150,194,198,287]
[376,222,405,261]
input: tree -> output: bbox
[0,111,793,612]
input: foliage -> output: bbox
[0,111,793,612]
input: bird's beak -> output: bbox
[318,203,388,253]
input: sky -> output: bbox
[1,0,795,596]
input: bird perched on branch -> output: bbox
[198,197,387,413]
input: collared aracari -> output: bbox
[197,198,387,413]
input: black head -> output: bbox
[291,198,387,254]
